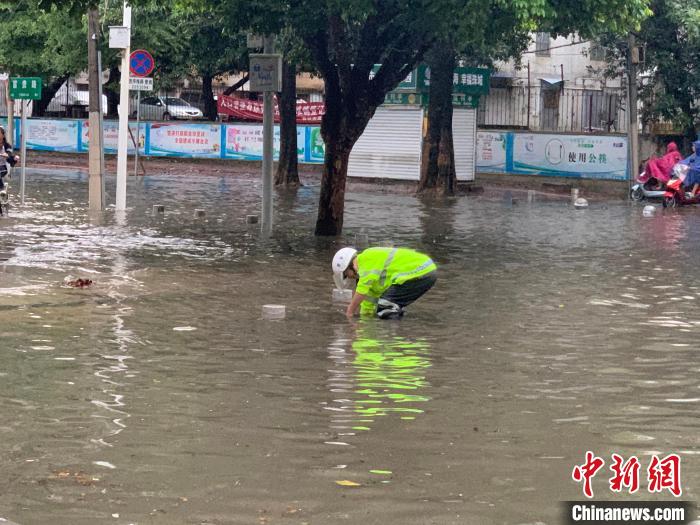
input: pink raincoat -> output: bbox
[643,142,682,184]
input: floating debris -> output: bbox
[262,304,286,319]
[65,278,93,288]
[335,480,361,487]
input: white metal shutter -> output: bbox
[348,107,424,181]
[453,107,477,181]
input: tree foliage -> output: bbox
[593,0,700,140]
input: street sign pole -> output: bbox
[115,2,131,212]
[19,100,26,204]
[97,50,106,209]
[260,35,277,237]
[135,90,140,176]
[9,77,42,206]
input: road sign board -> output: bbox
[109,26,130,48]
[249,54,282,92]
[129,77,153,91]
[9,77,42,100]
[130,49,155,77]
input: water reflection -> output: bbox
[326,323,432,441]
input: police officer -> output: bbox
[332,247,437,319]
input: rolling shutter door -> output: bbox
[453,107,477,181]
[348,107,424,181]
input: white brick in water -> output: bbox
[262,304,286,319]
[574,197,589,209]
[643,205,656,217]
[332,289,353,303]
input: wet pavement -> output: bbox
[1,170,699,524]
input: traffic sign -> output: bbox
[250,54,282,92]
[130,49,155,77]
[129,77,153,91]
[9,77,42,100]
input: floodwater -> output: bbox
[1,170,699,525]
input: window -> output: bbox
[589,44,605,62]
[535,32,551,57]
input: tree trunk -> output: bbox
[106,66,120,117]
[275,60,300,186]
[34,74,70,117]
[202,74,217,121]
[315,139,352,236]
[418,44,456,194]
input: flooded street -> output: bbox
[1,170,699,524]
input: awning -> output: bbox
[491,70,516,78]
[540,77,565,86]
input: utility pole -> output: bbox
[5,77,14,145]
[115,1,131,211]
[87,6,104,210]
[261,34,275,236]
[627,33,639,197]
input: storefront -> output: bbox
[348,65,490,182]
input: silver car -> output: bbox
[133,96,204,120]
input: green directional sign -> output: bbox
[10,77,42,100]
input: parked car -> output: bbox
[132,96,203,120]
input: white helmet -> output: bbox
[332,247,357,289]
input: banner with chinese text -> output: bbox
[148,123,222,158]
[80,120,143,154]
[512,133,628,180]
[223,124,305,161]
[217,95,325,124]
[25,120,79,152]
[476,132,508,173]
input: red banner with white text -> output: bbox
[217,95,325,124]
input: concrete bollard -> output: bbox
[571,188,579,203]
[643,205,656,217]
[503,191,514,207]
[262,304,286,319]
[153,204,165,214]
[573,197,589,209]
[194,209,206,218]
[527,190,535,203]
[246,214,259,224]
[354,231,369,248]
[332,288,353,303]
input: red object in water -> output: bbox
[67,278,93,288]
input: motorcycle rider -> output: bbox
[684,140,700,196]
[645,141,681,188]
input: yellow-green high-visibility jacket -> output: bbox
[355,247,436,314]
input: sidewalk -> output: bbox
[26,151,628,200]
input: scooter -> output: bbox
[662,163,700,208]
[631,169,669,201]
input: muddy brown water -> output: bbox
[1,170,699,524]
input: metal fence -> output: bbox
[477,85,628,133]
